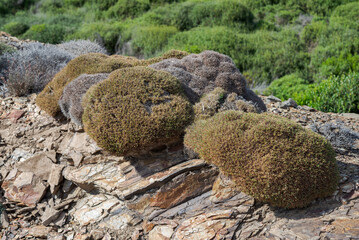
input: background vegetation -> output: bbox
[1,0,358,112]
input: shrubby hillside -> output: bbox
[0,0,359,112]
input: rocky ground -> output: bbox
[0,94,358,240]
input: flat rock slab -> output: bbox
[2,169,47,207]
[7,110,25,122]
[58,132,101,155]
[173,210,241,240]
[16,151,57,181]
[149,168,218,209]
[71,194,123,226]
[118,159,206,200]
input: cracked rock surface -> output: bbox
[0,94,358,239]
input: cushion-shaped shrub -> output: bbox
[193,87,261,120]
[57,40,108,57]
[184,111,339,208]
[82,66,193,156]
[3,22,29,36]
[36,53,141,117]
[59,73,110,126]
[150,50,266,111]
[144,49,190,65]
[1,43,73,97]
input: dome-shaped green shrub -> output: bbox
[184,111,339,208]
[82,66,193,156]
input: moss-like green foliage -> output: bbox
[36,53,141,117]
[184,111,339,208]
[82,66,193,156]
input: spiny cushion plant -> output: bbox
[37,50,189,117]
[59,73,110,126]
[57,40,108,57]
[150,50,267,111]
[144,49,190,65]
[184,111,339,208]
[36,53,141,117]
[82,66,193,156]
[193,87,261,120]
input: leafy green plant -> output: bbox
[319,54,359,79]
[130,25,178,57]
[68,21,124,53]
[22,24,66,44]
[3,21,29,36]
[264,74,309,100]
[308,72,359,113]
[105,0,150,20]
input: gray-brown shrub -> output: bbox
[149,50,266,111]
[59,73,110,126]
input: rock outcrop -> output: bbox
[0,94,359,239]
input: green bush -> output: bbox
[68,22,124,53]
[184,111,339,208]
[166,26,240,58]
[0,0,38,15]
[82,66,193,156]
[189,0,254,29]
[130,25,178,57]
[22,24,66,44]
[281,0,356,16]
[264,74,310,100]
[166,28,309,84]
[307,16,359,80]
[137,0,254,31]
[241,0,280,10]
[93,0,117,10]
[37,0,65,13]
[3,21,29,36]
[300,20,327,48]
[105,0,150,19]
[308,72,359,113]
[319,54,359,79]
[331,1,359,21]
[64,0,85,7]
